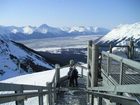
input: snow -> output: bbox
[97,22,140,58]
[69,26,87,33]
[1,64,87,86]
[23,26,34,34]
[11,29,18,34]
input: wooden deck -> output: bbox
[56,77,88,105]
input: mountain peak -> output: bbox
[39,24,49,28]
[23,26,34,34]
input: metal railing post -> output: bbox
[91,44,99,87]
[98,97,102,105]
[55,64,60,87]
[15,86,24,105]
[87,40,93,104]
[91,94,94,105]
[46,82,52,105]
[119,60,124,85]
[87,40,92,88]
[38,89,43,105]
[128,39,134,59]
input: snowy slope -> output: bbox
[97,22,140,59]
[0,24,109,40]
[0,36,53,80]
[98,22,140,45]
[1,64,87,85]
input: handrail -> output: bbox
[0,82,47,91]
[88,84,140,94]
[102,51,140,70]
[87,91,139,105]
[0,91,50,104]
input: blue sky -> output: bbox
[0,0,140,29]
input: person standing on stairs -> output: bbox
[68,60,78,87]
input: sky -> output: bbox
[0,0,140,29]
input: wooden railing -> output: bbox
[47,63,87,105]
[87,40,140,105]
[0,63,87,105]
[87,51,140,105]
[0,82,49,105]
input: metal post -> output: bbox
[46,82,52,105]
[128,39,134,59]
[119,61,124,85]
[91,44,99,87]
[107,56,111,75]
[38,89,43,105]
[87,40,93,88]
[98,97,102,105]
[55,64,60,87]
[91,94,94,105]
[15,86,24,105]
[87,40,93,104]
[117,60,124,105]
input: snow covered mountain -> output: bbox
[97,22,140,46]
[0,24,109,40]
[0,36,53,80]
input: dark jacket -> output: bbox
[68,67,78,79]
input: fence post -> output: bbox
[128,39,134,59]
[87,40,93,88]
[87,40,93,104]
[98,97,102,105]
[91,44,99,105]
[91,44,99,87]
[91,94,94,105]
[15,85,24,105]
[55,64,60,87]
[119,60,124,85]
[46,82,52,105]
[38,89,43,105]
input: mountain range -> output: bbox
[0,24,110,40]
